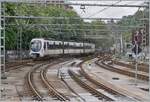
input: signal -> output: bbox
[132,30,142,55]
[132,31,142,45]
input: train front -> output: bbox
[29,39,44,58]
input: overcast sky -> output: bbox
[69,1,145,19]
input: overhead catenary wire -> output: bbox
[87,0,142,18]
[5,23,145,28]
[4,16,123,20]
[87,0,122,18]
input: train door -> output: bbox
[44,42,47,55]
[44,42,46,50]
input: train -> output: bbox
[29,38,95,58]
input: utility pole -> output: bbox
[0,2,6,79]
[0,2,6,100]
[132,30,142,85]
[135,41,138,85]
[17,26,22,61]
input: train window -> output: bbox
[89,46,91,49]
[56,43,59,49]
[64,43,69,49]
[47,42,51,49]
[67,43,69,48]
[71,44,74,49]
[87,45,90,49]
[47,42,49,49]
[59,43,62,49]
[53,42,55,49]
[87,45,88,49]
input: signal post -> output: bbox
[132,30,142,85]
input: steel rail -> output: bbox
[96,60,149,81]
[79,58,147,101]
[79,65,124,96]
[112,60,149,73]
[40,66,70,101]
[68,69,114,101]
[26,64,44,101]
[6,60,28,71]
[61,76,86,102]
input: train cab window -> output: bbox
[31,40,42,52]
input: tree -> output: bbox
[5,3,82,50]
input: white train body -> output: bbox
[29,38,95,58]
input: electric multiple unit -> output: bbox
[29,38,95,58]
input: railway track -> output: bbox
[40,66,70,101]
[61,76,86,102]
[68,69,115,101]
[112,60,149,73]
[26,59,70,101]
[6,60,32,72]
[80,59,149,101]
[97,54,149,73]
[95,60,149,81]
[26,63,44,101]
[79,65,124,96]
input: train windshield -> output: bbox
[31,40,42,52]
